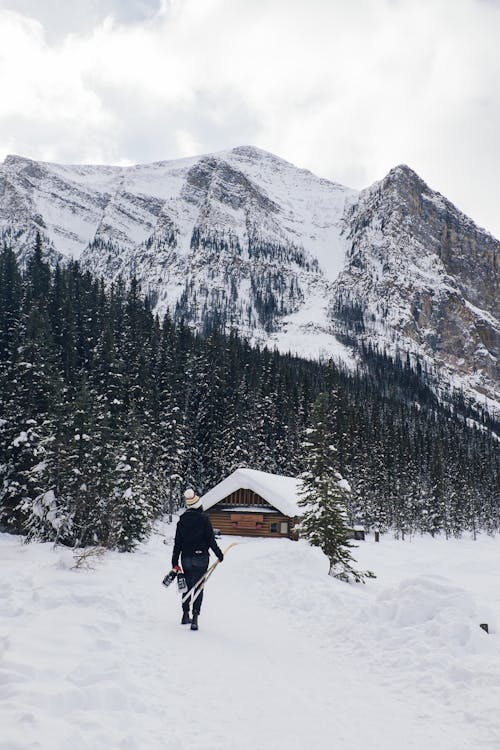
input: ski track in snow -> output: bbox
[1,529,500,750]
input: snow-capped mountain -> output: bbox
[0,146,498,408]
[333,165,499,408]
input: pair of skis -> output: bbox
[181,542,238,609]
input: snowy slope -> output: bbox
[0,147,357,366]
[1,528,500,750]
[0,148,354,273]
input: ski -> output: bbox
[181,542,238,607]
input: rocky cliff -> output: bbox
[333,165,499,404]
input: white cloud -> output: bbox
[0,0,499,237]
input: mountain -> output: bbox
[0,146,498,409]
[333,165,499,408]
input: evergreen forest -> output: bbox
[0,239,498,550]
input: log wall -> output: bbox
[206,488,297,539]
[208,509,292,538]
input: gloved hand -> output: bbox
[218,553,224,563]
[174,565,182,572]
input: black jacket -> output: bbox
[172,507,223,567]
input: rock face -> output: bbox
[0,147,498,408]
[333,165,499,404]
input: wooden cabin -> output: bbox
[201,468,300,540]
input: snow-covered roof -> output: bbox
[200,468,302,517]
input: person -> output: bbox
[172,488,224,631]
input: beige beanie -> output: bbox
[184,488,202,509]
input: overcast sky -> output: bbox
[0,0,499,237]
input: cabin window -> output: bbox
[280,522,288,534]
[270,523,278,533]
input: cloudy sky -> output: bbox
[0,0,499,237]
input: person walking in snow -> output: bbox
[172,488,224,631]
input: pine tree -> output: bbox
[2,244,63,537]
[0,244,24,531]
[298,392,375,583]
[217,375,254,475]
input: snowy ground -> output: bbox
[1,527,500,750]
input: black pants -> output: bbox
[181,551,209,615]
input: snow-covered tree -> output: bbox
[1,238,498,548]
[298,392,375,583]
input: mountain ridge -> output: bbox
[0,147,498,410]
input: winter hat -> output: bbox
[184,488,202,509]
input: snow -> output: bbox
[337,478,351,493]
[223,146,357,281]
[266,285,358,369]
[1,530,500,750]
[12,431,28,447]
[1,147,355,272]
[201,468,302,516]
[463,298,500,330]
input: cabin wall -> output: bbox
[207,509,294,539]
[205,488,298,539]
